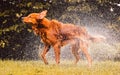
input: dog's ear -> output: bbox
[37,10,47,19]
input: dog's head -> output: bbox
[22,10,47,25]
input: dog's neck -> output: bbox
[40,18,51,28]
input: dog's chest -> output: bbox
[40,29,57,45]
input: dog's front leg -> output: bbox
[41,45,50,64]
[53,43,61,64]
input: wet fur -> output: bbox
[22,10,105,66]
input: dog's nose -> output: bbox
[21,17,25,20]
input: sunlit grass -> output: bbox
[0,60,120,75]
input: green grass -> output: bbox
[0,60,120,75]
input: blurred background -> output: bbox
[0,0,120,61]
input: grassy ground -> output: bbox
[0,60,120,75]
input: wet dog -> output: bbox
[22,10,105,66]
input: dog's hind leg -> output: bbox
[80,41,92,67]
[41,45,51,64]
[71,41,80,64]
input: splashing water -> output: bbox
[23,4,120,61]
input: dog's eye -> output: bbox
[28,15,32,18]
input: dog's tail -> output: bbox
[88,34,106,43]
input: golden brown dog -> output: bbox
[22,10,105,66]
